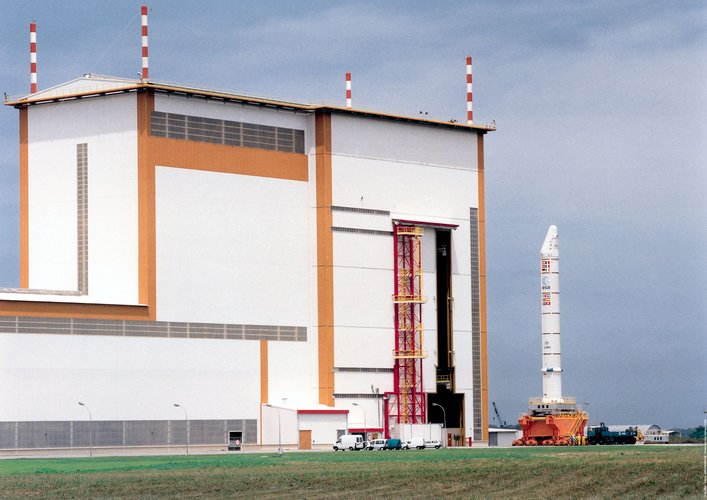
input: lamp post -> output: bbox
[352,402,367,443]
[265,404,282,456]
[372,385,381,430]
[77,402,92,457]
[173,403,189,455]
[432,403,446,447]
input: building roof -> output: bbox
[263,402,349,414]
[4,75,496,134]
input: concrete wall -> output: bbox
[0,333,260,422]
[26,93,139,303]
[154,166,310,327]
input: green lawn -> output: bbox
[0,446,701,499]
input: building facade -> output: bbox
[0,75,492,450]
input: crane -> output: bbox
[492,401,507,428]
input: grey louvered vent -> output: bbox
[151,111,305,153]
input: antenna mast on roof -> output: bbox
[30,21,37,93]
[466,56,473,125]
[346,72,352,109]
[141,5,149,80]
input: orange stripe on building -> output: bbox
[260,339,268,444]
[477,134,489,442]
[315,111,334,406]
[0,300,149,320]
[19,108,28,289]
[147,136,308,181]
[260,339,269,403]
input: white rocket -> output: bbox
[540,225,563,403]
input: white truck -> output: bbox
[333,434,365,451]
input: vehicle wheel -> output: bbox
[435,445,440,449]
[349,447,353,451]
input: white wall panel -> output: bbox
[332,232,391,275]
[27,141,76,289]
[421,327,438,392]
[261,406,299,446]
[332,156,477,222]
[331,114,477,170]
[334,327,394,368]
[27,94,138,301]
[267,341,312,404]
[332,211,393,232]
[333,372,393,395]
[451,224,472,276]
[453,331,473,393]
[333,267,393,329]
[155,167,309,326]
[339,398,381,432]
[463,390,474,439]
[0,334,260,421]
[451,274,472,333]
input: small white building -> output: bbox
[261,404,349,449]
[609,424,670,444]
[488,428,520,447]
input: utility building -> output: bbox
[0,71,493,451]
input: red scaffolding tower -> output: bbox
[387,224,427,431]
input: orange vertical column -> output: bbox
[136,90,156,319]
[477,134,489,442]
[315,112,334,406]
[260,339,269,444]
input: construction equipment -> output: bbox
[492,401,507,428]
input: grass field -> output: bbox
[0,446,702,499]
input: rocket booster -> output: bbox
[540,225,563,403]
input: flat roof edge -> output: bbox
[4,81,496,132]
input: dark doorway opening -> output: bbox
[430,229,464,444]
[435,229,453,382]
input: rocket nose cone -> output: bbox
[540,225,559,256]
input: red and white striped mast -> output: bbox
[30,21,37,94]
[466,56,473,125]
[345,72,352,109]
[141,5,149,80]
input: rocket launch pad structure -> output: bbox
[514,226,588,446]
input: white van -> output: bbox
[333,434,365,451]
[402,437,426,450]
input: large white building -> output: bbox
[0,74,493,450]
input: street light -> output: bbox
[371,385,381,430]
[173,403,189,455]
[77,402,92,457]
[432,403,447,447]
[265,404,283,456]
[352,402,367,442]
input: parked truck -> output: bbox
[587,423,637,445]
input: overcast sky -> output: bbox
[0,1,704,429]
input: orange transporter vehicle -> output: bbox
[513,399,588,446]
